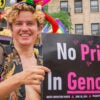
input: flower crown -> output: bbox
[9,0,59,33]
[10,0,48,11]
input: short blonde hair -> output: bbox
[6,3,45,26]
[6,3,45,44]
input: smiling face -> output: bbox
[11,11,40,47]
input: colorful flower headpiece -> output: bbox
[2,0,58,33]
[10,0,50,10]
[10,0,59,33]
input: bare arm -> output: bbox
[0,73,22,100]
[0,66,50,100]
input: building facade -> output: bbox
[48,0,100,35]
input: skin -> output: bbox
[0,11,50,100]
[12,11,39,47]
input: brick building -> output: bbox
[48,0,100,35]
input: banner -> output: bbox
[42,34,100,100]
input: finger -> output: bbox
[25,80,41,85]
[31,68,46,76]
[31,80,42,85]
[36,66,51,73]
[31,74,45,81]
[42,66,51,73]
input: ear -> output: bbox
[8,23,13,31]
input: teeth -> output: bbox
[20,34,30,36]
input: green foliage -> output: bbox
[44,11,72,31]
[50,11,72,31]
[43,5,48,12]
[26,0,34,5]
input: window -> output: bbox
[91,23,100,35]
[75,24,83,35]
[74,0,83,13]
[60,1,68,12]
[90,0,99,12]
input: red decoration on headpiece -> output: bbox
[44,12,59,33]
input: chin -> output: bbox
[20,42,31,46]
[19,40,34,46]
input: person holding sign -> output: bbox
[0,1,50,100]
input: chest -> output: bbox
[20,56,37,69]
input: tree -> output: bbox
[49,11,72,31]
[43,6,72,32]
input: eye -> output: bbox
[27,22,34,26]
[14,22,22,26]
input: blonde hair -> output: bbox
[6,3,45,44]
[6,3,45,26]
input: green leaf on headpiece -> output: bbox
[26,0,34,5]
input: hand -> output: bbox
[16,66,51,85]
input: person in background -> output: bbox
[0,2,50,100]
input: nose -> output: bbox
[21,23,28,31]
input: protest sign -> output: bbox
[42,34,100,100]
